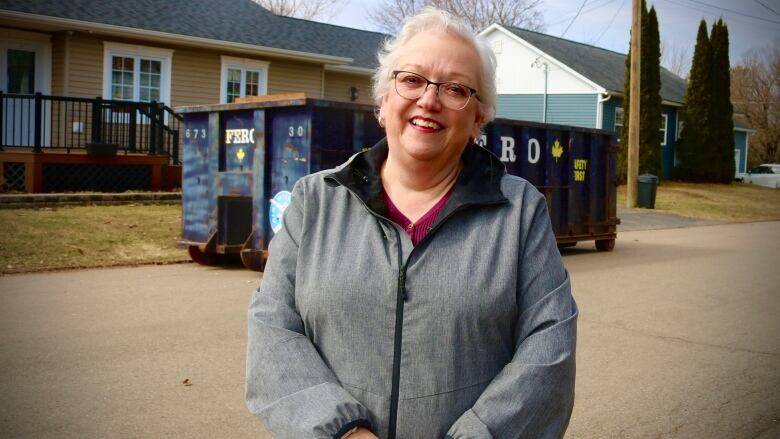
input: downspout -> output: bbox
[596,91,611,129]
[320,67,326,98]
[542,62,548,123]
[531,57,548,123]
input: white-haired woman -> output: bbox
[246,7,577,439]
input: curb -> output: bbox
[0,192,182,208]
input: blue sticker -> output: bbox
[269,191,292,234]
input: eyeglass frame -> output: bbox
[391,70,480,110]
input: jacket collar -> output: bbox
[326,138,508,218]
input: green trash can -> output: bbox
[637,174,658,208]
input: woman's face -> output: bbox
[379,30,484,165]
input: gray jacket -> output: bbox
[246,141,577,439]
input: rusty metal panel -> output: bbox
[181,111,214,244]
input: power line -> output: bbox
[753,0,780,15]
[548,0,619,26]
[591,0,627,44]
[560,0,589,38]
[680,0,780,25]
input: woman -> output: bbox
[246,8,577,439]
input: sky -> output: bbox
[326,0,780,76]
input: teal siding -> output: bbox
[734,131,747,173]
[496,95,544,122]
[601,98,620,133]
[661,107,677,179]
[497,94,598,128]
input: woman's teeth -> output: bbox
[411,119,442,129]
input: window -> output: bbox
[103,42,172,104]
[660,114,668,146]
[220,56,269,103]
[614,107,624,132]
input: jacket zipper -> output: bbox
[387,225,406,439]
[329,174,505,438]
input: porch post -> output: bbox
[0,91,4,151]
[33,92,43,153]
[91,97,103,145]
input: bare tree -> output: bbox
[253,0,344,21]
[661,39,690,79]
[367,0,546,34]
[730,45,780,165]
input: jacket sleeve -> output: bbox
[246,179,373,439]
[447,189,578,439]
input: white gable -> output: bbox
[481,25,604,95]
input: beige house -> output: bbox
[0,0,385,192]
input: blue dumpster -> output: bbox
[479,118,619,251]
[176,94,384,270]
[177,95,620,270]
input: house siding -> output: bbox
[267,60,322,97]
[171,49,220,107]
[601,97,620,133]
[661,107,677,179]
[68,35,103,98]
[734,131,747,173]
[51,33,66,96]
[497,94,598,128]
[323,72,373,104]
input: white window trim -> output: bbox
[220,56,269,104]
[660,113,668,146]
[1,29,52,95]
[102,42,173,105]
[614,107,624,130]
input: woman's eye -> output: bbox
[402,75,422,85]
[445,84,468,97]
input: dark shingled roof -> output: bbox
[503,26,688,105]
[0,0,388,69]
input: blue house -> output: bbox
[479,24,751,179]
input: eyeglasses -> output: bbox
[392,70,479,111]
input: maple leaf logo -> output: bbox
[551,139,564,162]
[236,147,246,162]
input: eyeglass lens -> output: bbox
[394,71,473,110]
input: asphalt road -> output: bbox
[1,220,779,438]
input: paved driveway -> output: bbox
[1,221,779,438]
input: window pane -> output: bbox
[140,87,150,102]
[149,87,160,102]
[123,57,134,71]
[149,60,161,75]
[123,86,133,100]
[112,85,122,99]
[150,74,160,88]
[123,72,133,85]
[245,70,259,96]
[140,73,150,87]
[228,68,241,82]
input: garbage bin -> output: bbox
[637,174,658,208]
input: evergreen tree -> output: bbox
[709,19,735,182]
[677,20,712,181]
[639,6,663,177]
[617,1,663,181]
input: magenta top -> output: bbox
[382,186,454,246]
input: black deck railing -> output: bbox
[0,92,182,164]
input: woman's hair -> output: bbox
[371,7,497,123]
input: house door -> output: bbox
[1,33,52,147]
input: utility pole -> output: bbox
[627,0,641,207]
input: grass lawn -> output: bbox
[617,181,780,222]
[0,203,187,275]
[1,182,779,274]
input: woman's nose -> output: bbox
[417,84,442,110]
